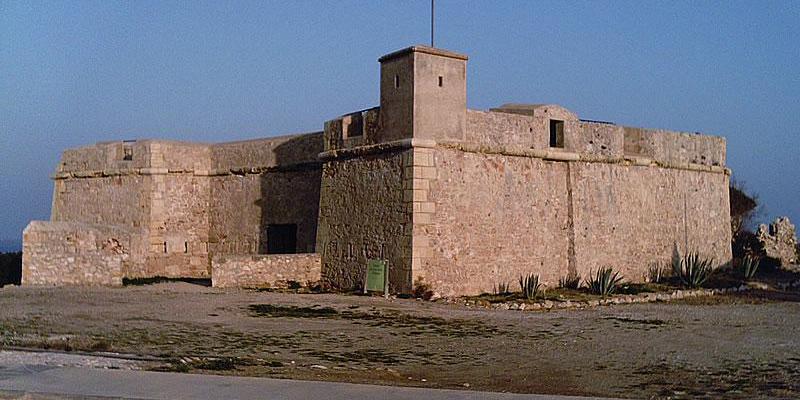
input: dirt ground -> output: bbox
[0,283,798,399]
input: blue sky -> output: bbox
[1,0,798,250]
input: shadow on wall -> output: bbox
[0,252,22,287]
[257,133,324,255]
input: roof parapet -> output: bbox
[378,45,468,63]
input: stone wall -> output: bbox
[40,133,325,284]
[144,173,211,278]
[465,110,726,167]
[211,133,322,171]
[52,175,151,229]
[569,162,732,281]
[209,167,322,255]
[416,145,732,296]
[211,253,321,288]
[152,141,211,172]
[622,127,726,167]
[317,150,412,292]
[466,110,545,148]
[57,141,151,172]
[22,221,145,286]
[417,148,571,295]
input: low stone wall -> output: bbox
[22,221,142,286]
[211,253,321,288]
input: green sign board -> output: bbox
[365,259,387,294]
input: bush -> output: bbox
[558,271,581,289]
[739,254,761,281]
[729,181,763,259]
[729,181,758,237]
[518,274,542,300]
[412,276,434,300]
[0,252,22,287]
[672,252,714,288]
[585,267,623,297]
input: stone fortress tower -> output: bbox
[23,45,732,296]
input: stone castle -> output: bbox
[23,45,733,296]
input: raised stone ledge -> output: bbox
[316,138,729,175]
[318,138,437,161]
[211,253,321,289]
[438,141,730,175]
[52,162,322,180]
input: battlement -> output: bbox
[320,45,726,170]
[466,106,726,168]
[55,132,324,179]
[56,139,210,177]
[323,104,726,170]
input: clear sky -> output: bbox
[1,0,798,250]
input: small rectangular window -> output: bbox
[549,120,564,148]
[394,75,400,88]
[438,76,443,87]
[266,224,298,254]
[123,146,133,161]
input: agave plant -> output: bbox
[672,252,715,288]
[739,254,761,281]
[647,262,668,284]
[493,281,511,295]
[518,274,542,300]
[558,271,581,289]
[586,267,623,296]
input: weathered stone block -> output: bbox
[757,217,798,266]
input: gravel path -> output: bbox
[1,283,799,398]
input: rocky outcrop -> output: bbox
[757,217,798,266]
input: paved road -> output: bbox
[0,358,615,400]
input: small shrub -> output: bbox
[518,274,542,300]
[558,271,581,289]
[412,276,434,300]
[286,280,302,290]
[739,254,761,281]
[493,282,511,295]
[585,267,623,297]
[672,252,715,288]
[646,262,669,284]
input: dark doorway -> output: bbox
[0,252,22,287]
[549,119,564,148]
[266,224,297,254]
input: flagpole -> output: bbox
[431,0,435,47]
